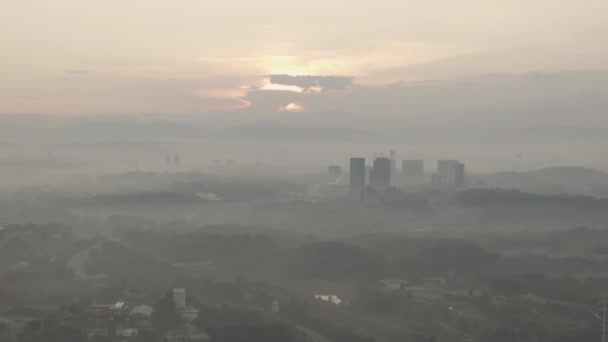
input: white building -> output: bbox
[173,288,186,310]
[181,307,199,321]
[314,295,342,305]
[271,300,280,314]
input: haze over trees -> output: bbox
[2,0,608,341]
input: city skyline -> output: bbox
[2,2,608,341]
[3,1,608,172]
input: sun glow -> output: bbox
[279,102,305,113]
[260,55,312,75]
[261,81,304,92]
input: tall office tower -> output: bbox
[454,162,466,189]
[173,288,186,310]
[403,160,424,177]
[370,157,392,191]
[389,150,397,175]
[328,165,343,179]
[349,158,366,194]
[437,160,459,184]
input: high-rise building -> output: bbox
[437,160,459,184]
[389,150,397,175]
[349,158,366,194]
[370,158,392,191]
[173,288,186,310]
[403,160,424,177]
[328,165,342,179]
[454,162,466,189]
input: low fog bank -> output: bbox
[3,167,608,239]
[4,147,608,342]
[3,70,608,341]
[2,71,608,188]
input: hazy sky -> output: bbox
[2,0,608,115]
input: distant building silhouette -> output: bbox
[437,160,459,184]
[173,288,186,310]
[454,162,466,189]
[349,158,366,194]
[403,160,424,177]
[328,165,342,178]
[389,150,397,175]
[370,158,391,191]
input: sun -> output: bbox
[279,102,305,113]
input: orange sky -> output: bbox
[2,0,608,115]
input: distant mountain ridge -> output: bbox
[216,121,379,142]
[476,166,608,197]
[58,120,201,140]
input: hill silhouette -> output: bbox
[476,166,608,197]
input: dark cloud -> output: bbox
[268,74,354,91]
[285,70,608,143]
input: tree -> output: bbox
[152,291,181,333]
[19,320,84,342]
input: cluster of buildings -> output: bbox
[80,288,204,341]
[345,153,467,195]
[172,288,200,322]
[0,287,207,342]
[433,160,466,189]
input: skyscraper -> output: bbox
[454,162,466,189]
[328,165,343,179]
[370,157,392,191]
[437,160,459,184]
[403,160,424,177]
[349,158,366,194]
[173,288,186,310]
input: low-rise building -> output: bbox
[180,307,199,321]
[130,305,154,318]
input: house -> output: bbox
[180,307,199,321]
[314,295,342,305]
[130,305,154,318]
